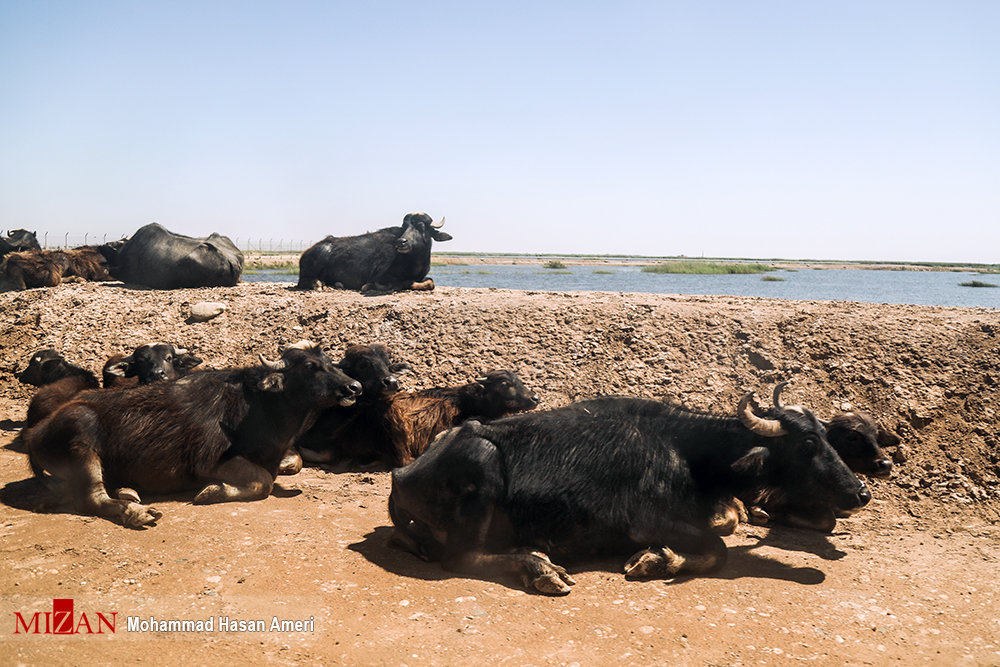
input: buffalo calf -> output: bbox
[18,350,101,428]
[388,370,540,463]
[103,342,203,387]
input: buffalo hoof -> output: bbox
[115,487,141,503]
[624,547,683,579]
[747,505,772,525]
[278,451,302,475]
[410,279,435,291]
[709,499,746,536]
[192,484,227,504]
[519,551,575,595]
[122,503,162,529]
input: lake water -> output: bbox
[245,265,1000,309]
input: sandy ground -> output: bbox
[1,281,998,665]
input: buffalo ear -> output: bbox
[258,373,285,392]
[732,447,770,475]
[877,429,901,447]
[177,353,203,372]
[431,230,453,242]
[390,361,413,375]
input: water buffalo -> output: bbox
[0,229,40,257]
[0,248,112,291]
[388,385,870,595]
[290,343,412,472]
[18,350,102,429]
[24,341,362,527]
[386,370,541,464]
[102,343,203,388]
[297,212,451,292]
[113,223,243,289]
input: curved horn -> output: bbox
[430,216,445,229]
[258,354,287,371]
[772,381,789,411]
[738,392,787,437]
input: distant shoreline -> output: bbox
[243,251,997,274]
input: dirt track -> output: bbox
[1,281,999,665]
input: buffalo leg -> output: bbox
[445,548,576,596]
[62,453,162,528]
[438,498,575,595]
[28,408,161,528]
[708,497,747,535]
[625,516,729,579]
[193,456,274,504]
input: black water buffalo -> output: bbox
[296,212,451,292]
[102,342,204,388]
[17,349,97,389]
[113,223,243,289]
[388,385,870,595]
[24,341,362,527]
[18,350,102,429]
[0,229,40,256]
[287,343,412,473]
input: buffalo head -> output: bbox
[735,382,871,520]
[395,212,451,254]
[104,343,203,386]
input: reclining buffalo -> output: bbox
[297,212,451,292]
[110,223,243,289]
[18,344,204,428]
[0,247,112,291]
[388,384,870,595]
[24,341,361,528]
[295,366,540,472]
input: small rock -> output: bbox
[188,302,226,322]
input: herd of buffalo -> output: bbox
[4,213,903,595]
[0,211,450,292]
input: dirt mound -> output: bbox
[2,282,998,664]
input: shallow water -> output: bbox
[244,265,1000,309]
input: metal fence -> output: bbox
[37,232,312,253]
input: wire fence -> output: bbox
[34,232,312,253]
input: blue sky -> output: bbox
[1,2,997,262]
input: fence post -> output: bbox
[64,232,69,248]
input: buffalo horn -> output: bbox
[772,381,789,410]
[738,392,787,437]
[258,354,287,371]
[430,216,446,229]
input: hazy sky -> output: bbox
[1,2,997,262]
